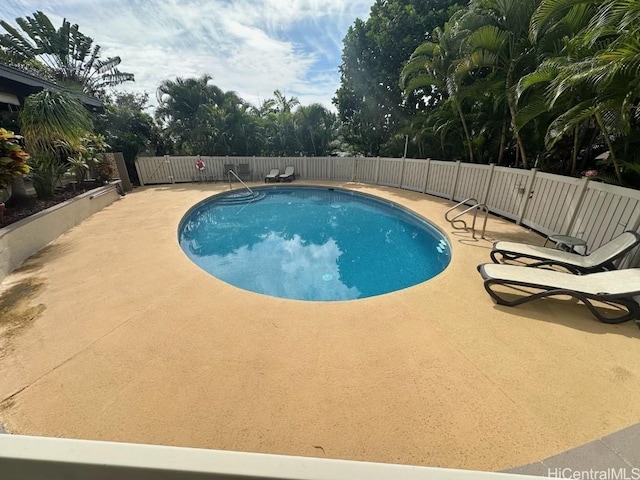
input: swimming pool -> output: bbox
[178,186,450,301]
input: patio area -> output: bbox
[1,181,639,472]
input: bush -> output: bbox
[30,153,67,199]
[0,128,30,190]
[95,159,117,183]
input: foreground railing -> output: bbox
[135,155,640,268]
[0,434,538,480]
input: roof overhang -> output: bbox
[0,63,104,112]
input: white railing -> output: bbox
[135,156,640,266]
[0,434,541,480]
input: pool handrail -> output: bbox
[227,169,254,195]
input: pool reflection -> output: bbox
[187,232,361,300]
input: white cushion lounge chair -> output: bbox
[490,231,640,274]
[279,165,295,182]
[265,168,279,183]
[478,263,640,325]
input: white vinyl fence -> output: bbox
[135,156,640,267]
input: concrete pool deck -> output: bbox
[0,181,639,472]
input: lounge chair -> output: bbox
[490,231,640,274]
[478,263,640,325]
[279,165,295,182]
[223,163,236,179]
[237,163,251,181]
[265,168,279,183]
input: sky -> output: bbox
[2,0,373,110]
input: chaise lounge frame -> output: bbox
[490,231,640,274]
[279,166,295,182]
[478,263,640,325]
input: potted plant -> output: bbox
[95,158,117,184]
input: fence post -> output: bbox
[399,157,406,188]
[375,156,381,185]
[563,176,590,235]
[482,163,496,205]
[422,158,431,194]
[164,155,174,184]
[352,157,357,182]
[450,161,462,201]
[517,168,537,225]
[135,157,145,186]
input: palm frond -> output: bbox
[19,89,92,153]
[402,75,443,98]
[465,25,508,53]
[530,0,596,42]
[516,64,560,99]
[515,98,550,131]
[545,100,595,148]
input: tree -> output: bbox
[334,0,464,155]
[19,89,92,152]
[525,0,640,182]
[453,0,541,168]
[401,11,481,162]
[0,11,134,96]
[19,89,92,198]
[95,92,155,184]
[395,0,640,183]
[155,75,225,155]
[295,104,337,156]
[266,90,301,155]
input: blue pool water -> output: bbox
[178,187,450,301]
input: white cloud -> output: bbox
[189,232,361,301]
[10,0,372,110]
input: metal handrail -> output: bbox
[470,204,489,239]
[444,198,479,224]
[444,198,489,239]
[227,169,254,195]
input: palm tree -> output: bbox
[19,89,92,153]
[454,0,541,168]
[18,89,93,199]
[295,104,336,156]
[526,0,640,181]
[401,15,477,163]
[0,11,134,96]
[155,75,225,154]
[266,90,301,155]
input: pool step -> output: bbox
[215,191,266,205]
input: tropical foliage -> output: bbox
[334,0,465,156]
[19,89,92,153]
[0,11,134,96]
[19,89,92,198]
[0,128,30,190]
[154,76,338,157]
[95,92,155,184]
[392,0,640,185]
[4,0,640,193]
